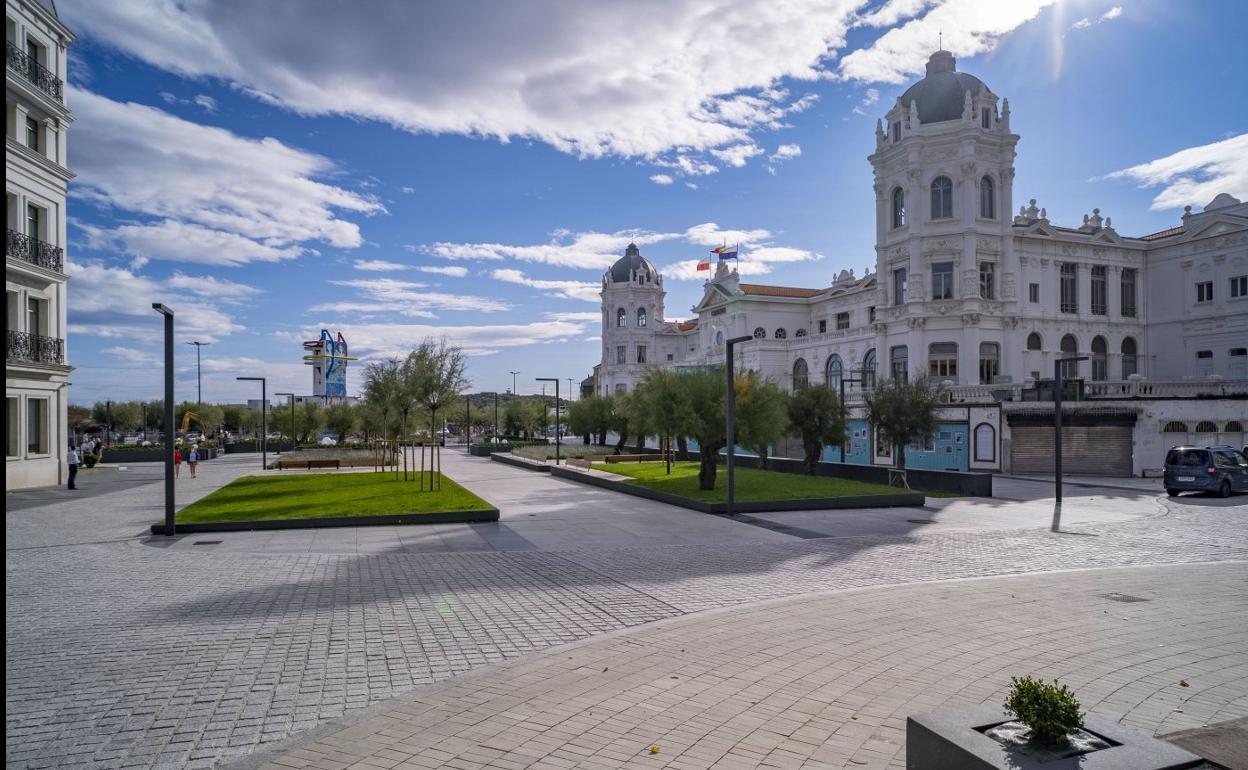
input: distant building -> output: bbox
[594,50,1247,476]
[302,329,354,403]
[6,0,74,490]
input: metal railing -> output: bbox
[6,42,63,102]
[6,330,65,365]
[7,229,64,273]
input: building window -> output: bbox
[979,342,1000,385]
[1230,275,1247,299]
[930,176,953,219]
[1059,263,1077,313]
[932,262,954,300]
[792,358,809,389]
[1091,336,1108,381]
[1121,337,1138,378]
[26,398,49,455]
[929,343,957,379]
[826,354,843,390]
[891,121,901,142]
[715,330,724,346]
[891,188,906,228]
[1091,265,1107,315]
[981,107,991,129]
[666,353,674,362]
[795,328,807,338]
[26,204,42,240]
[890,346,908,382]
[974,423,996,462]
[1225,420,1244,432]
[979,262,995,300]
[1161,421,1187,433]
[1029,283,1039,303]
[817,319,826,334]
[1195,420,1218,434]
[774,328,787,339]
[868,306,876,323]
[979,176,995,219]
[616,345,626,364]
[1121,268,1137,317]
[636,307,647,328]
[836,312,850,330]
[636,345,647,364]
[893,268,907,305]
[1026,332,1042,351]
[862,349,877,389]
[6,398,19,458]
[616,308,627,328]
[753,327,766,339]
[1059,334,1078,378]
[27,297,47,336]
[26,117,40,151]
[1196,349,1214,375]
[615,384,627,394]
[1196,281,1213,303]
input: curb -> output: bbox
[149,508,500,534]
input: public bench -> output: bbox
[277,458,341,471]
[603,454,665,463]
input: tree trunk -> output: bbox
[755,445,770,471]
[803,437,821,474]
[614,430,627,454]
[676,435,689,460]
[697,444,720,490]
[596,429,607,447]
[897,443,906,471]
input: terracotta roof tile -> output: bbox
[1139,225,1185,241]
[739,283,825,299]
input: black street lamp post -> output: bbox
[724,335,752,516]
[152,304,176,535]
[509,371,519,400]
[1053,355,1089,529]
[236,376,267,469]
[275,392,294,454]
[186,341,210,404]
[536,378,560,465]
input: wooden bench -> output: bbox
[604,454,665,463]
[277,458,341,470]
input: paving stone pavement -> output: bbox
[6,453,1248,769]
[243,563,1248,770]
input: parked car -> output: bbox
[1163,446,1248,498]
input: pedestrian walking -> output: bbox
[188,445,200,478]
[174,446,182,478]
[67,445,80,490]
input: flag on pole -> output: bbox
[710,246,726,255]
[696,256,710,271]
[717,246,738,260]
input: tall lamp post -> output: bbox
[1052,355,1089,530]
[275,392,295,454]
[536,377,560,465]
[186,341,211,404]
[509,371,519,399]
[236,376,267,469]
[724,335,752,516]
[152,304,176,535]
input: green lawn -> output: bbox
[592,461,911,502]
[176,472,493,524]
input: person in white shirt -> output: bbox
[67,445,80,490]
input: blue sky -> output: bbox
[58,0,1247,404]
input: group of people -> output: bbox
[174,444,201,479]
[64,437,100,490]
[65,439,201,490]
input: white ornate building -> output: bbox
[6,0,73,490]
[597,50,1247,477]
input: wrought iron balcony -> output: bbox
[6,42,63,103]
[7,330,65,366]
[7,229,64,273]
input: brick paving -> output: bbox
[5,453,1247,769]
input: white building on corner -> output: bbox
[597,50,1247,477]
[6,0,73,490]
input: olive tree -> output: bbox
[324,402,357,444]
[863,376,945,471]
[568,394,611,446]
[733,372,790,471]
[636,369,692,474]
[786,384,847,474]
[673,367,728,490]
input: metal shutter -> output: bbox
[1011,425,1133,476]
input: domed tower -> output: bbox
[599,243,664,395]
[868,49,1019,384]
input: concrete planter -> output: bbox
[150,507,499,534]
[489,452,553,472]
[906,704,1202,770]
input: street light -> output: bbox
[536,377,561,465]
[724,334,752,516]
[186,341,211,404]
[275,392,295,455]
[236,376,267,469]
[1052,355,1089,529]
[509,371,519,399]
[152,303,176,536]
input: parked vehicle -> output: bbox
[1163,446,1248,498]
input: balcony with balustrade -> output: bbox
[6,41,64,103]
[7,330,65,366]
[7,229,64,273]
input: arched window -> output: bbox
[1060,334,1079,379]
[1091,336,1108,381]
[930,176,953,219]
[892,187,906,228]
[1195,421,1219,434]
[1162,421,1188,433]
[616,308,627,328]
[753,327,766,339]
[826,354,843,390]
[979,176,995,219]
[1026,332,1042,351]
[1225,421,1243,432]
[795,328,808,338]
[979,342,1000,385]
[774,328,787,339]
[1121,337,1138,378]
[974,423,996,463]
[862,349,877,389]
[890,345,908,382]
[792,358,809,390]
[636,307,647,328]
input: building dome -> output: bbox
[898,50,988,124]
[608,243,659,284]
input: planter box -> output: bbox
[489,452,553,472]
[906,704,1203,770]
[150,507,499,534]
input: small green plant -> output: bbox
[1004,676,1083,744]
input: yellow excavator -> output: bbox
[180,411,203,440]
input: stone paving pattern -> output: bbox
[6,452,1248,769]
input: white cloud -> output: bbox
[1103,134,1248,211]
[418,228,679,269]
[302,320,591,359]
[415,265,469,277]
[319,278,511,316]
[545,311,602,322]
[165,272,264,303]
[1071,5,1123,30]
[839,0,1056,84]
[852,87,880,115]
[490,269,601,303]
[770,143,802,162]
[684,222,773,246]
[656,155,720,176]
[650,174,674,185]
[663,243,822,281]
[192,93,217,111]
[855,0,935,28]
[400,186,416,194]
[101,346,160,365]
[61,0,862,164]
[69,88,384,266]
[709,143,764,168]
[353,259,409,271]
